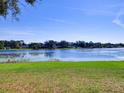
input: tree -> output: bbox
[44,40,57,49]
[88,41,94,48]
[58,41,70,48]
[29,43,43,49]
[0,0,40,18]
[5,40,22,49]
[0,41,4,49]
[76,41,86,48]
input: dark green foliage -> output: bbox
[25,0,36,5]
[0,0,39,18]
[76,41,86,48]
[29,43,43,49]
[2,40,24,49]
[0,0,8,16]
[44,40,57,49]
[0,41,4,49]
[9,40,22,49]
[58,41,71,48]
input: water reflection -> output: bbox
[0,48,124,62]
[44,52,54,58]
[0,53,26,58]
[28,52,54,58]
[29,52,44,56]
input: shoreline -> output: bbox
[0,60,124,64]
[0,47,124,51]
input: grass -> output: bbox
[0,61,124,93]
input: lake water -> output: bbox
[0,48,124,62]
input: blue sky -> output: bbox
[0,0,124,43]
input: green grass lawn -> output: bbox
[0,61,124,93]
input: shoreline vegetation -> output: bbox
[0,40,124,50]
[0,61,124,93]
[1,47,124,50]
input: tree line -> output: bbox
[0,40,124,49]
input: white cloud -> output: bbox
[112,10,124,28]
[44,17,74,25]
[46,18,66,23]
[64,6,116,16]
[0,30,35,36]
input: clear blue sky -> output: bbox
[0,0,124,43]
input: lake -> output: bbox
[0,48,124,62]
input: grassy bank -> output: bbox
[0,61,124,93]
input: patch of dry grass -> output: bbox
[0,62,124,93]
[0,72,124,93]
